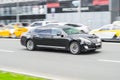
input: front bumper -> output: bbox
[81,42,102,52]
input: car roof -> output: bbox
[35,25,73,30]
[47,22,86,27]
[32,20,58,23]
[47,22,66,25]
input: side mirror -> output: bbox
[57,33,61,36]
[57,33,64,37]
[61,35,64,37]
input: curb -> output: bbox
[0,66,71,80]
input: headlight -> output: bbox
[96,38,101,42]
[80,38,91,45]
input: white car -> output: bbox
[112,21,120,26]
[89,24,120,40]
[26,20,58,30]
[46,22,91,33]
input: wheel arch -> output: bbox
[67,40,81,50]
[25,38,33,47]
[69,40,81,55]
[25,39,37,50]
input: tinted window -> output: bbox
[63,27,83,35]
[31,23,42,27]
[34,29,51,35]
[52,29,61,35]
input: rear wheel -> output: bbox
[69,42,81,55]
[112,35,120,40]
[26,40,36,51]
[112,35,117,39]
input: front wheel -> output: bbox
[26,40,36,51]
[69,42,81,55]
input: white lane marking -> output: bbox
[98,59,120,63]
[0,49,15,53]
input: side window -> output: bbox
[34,29,51,35]
[31,22,42,27]
[99,27,110,31]
[112,26,120,30]
[52,29,61,36]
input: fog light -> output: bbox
[84,46,88,49]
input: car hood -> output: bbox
[89,29,99,34]
[69,34,98,40]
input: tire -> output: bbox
[112,35,117,39]
[26,40,36,51]
[69,42,81,55]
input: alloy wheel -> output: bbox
[70,42,80,55]
[26,40,35,51]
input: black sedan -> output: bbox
[20,25,102,55]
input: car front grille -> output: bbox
[91,39,97,43]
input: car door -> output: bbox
[33,29,53,46]
[94,26,115,39]
[49,29,69,49]
[110,25,120,38]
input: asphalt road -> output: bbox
[0,38,120,80]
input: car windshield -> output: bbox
[63,27,83,35]
[66,24,82,27]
